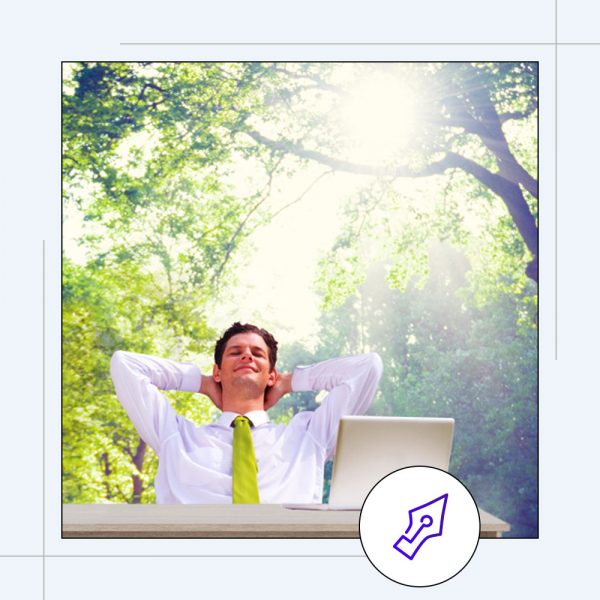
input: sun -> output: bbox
[339,68,424,165]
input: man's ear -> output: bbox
[212,364,221,383]
[266,368,277,387]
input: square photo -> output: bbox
[62,62,538,538]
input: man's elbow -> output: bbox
[365,352,383,382]
[110,350,126,379]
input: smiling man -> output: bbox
[110,322,383,504]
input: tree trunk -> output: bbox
[100,452,112,500]
[131,438,146,503]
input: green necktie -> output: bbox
[232,416,260,504]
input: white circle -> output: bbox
[359,466,480,587]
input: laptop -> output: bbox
[285,415,454,511]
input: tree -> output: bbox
[64,62,538,284]
[240,63,538,281]
[62,257,218,502]
[313,250,537,536]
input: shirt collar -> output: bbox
[218,410,270,428]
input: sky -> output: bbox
[206,168,366,349]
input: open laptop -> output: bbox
[285,415,454,510]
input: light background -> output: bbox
[1,0,596,596]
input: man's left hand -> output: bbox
[264,372,292,411]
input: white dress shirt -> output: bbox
[110,350,383,503]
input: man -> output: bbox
[110,322,383,503]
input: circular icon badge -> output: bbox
[359,466,480,587]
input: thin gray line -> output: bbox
[119,41,600,46]
[1,554,365,558]
[555,2,558,360]
[43,239,46,599]
[121,42,550,46]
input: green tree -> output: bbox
[238,63,538,282]
[62,257,218,502]
[313,249,537,536]
[64,62,537,284]
[62,63,277,502]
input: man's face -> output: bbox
[213,332,276,397]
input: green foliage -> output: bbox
[314,252,537,536]
[63,62,292,503]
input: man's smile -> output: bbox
[235,365,258,372]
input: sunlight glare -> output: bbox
[340,71,423,164]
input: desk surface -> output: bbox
[63,504,510,538]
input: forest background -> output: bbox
[62,62,538,537]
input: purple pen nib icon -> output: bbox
[393,493,448,560]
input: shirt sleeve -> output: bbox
[110,350,202,454]
[290,352,383,458]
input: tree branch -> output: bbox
[243,129,454,178]
[268,168,335,223]
[448,152,538,276]
[498,108,537,123]
[137,82,166,103]
[269,65,345,96]
[245,129,539,280]
[439,74,538,199]
[210,154,284,285]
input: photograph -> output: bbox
[62,61,538,538]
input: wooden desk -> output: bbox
[63,504,510,538]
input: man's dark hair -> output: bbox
[214,322,278,370]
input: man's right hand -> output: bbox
[200,375,223,410]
